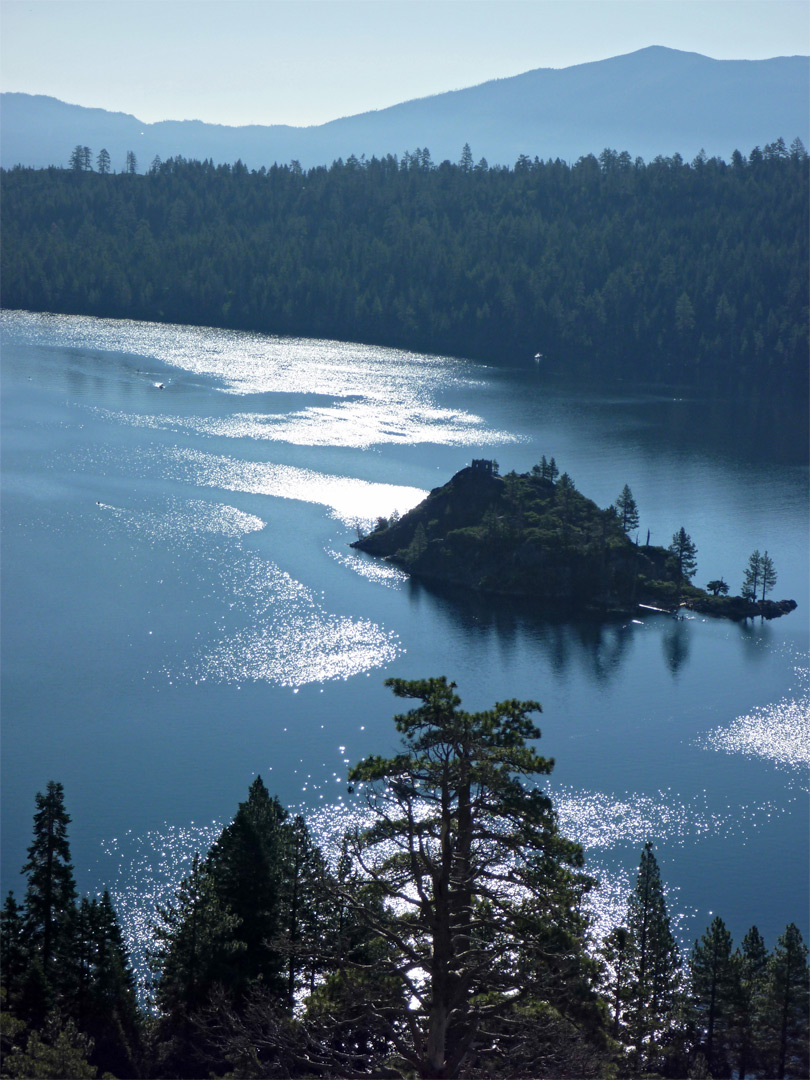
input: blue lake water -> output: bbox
[1,309,807,977]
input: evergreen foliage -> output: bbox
[615,484,640,535]
[0,784,141,1078]
[1,142,807,396]
[760,924,810,1080]
[338,676,601,1077]
[690,916,735,1074]
[624,841,683,1073]
[730,926,769,1080]
[2,735,808,1077]
[668,527,698,591]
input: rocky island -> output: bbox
[352,460,797,620]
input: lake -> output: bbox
[1,309,807,979]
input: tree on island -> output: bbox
[668,527,698,594]
[125,150,138,174]
[743,550,777,602]
[706,578,730,596]
[742,550,762,600]
[95,148,110,175]
[758,551,777,602]
[614,484,640,534]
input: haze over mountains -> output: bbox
[2,46,808,171]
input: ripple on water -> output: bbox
[167,550,400,688]
[162,447,428,527]
[91,400,520,450]
[93,498,403,688]
[697,658,810,786]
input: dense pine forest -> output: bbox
[1,139,808,394]
[2,679,808,1079]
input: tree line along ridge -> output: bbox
[1,139,807,396]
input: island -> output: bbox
[352,459,797,620]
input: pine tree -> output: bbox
[0,893,28,1006]
[625,841,682,1072]
[600,926,636,1039]
[668,527,698,592]
[615,484,640,534]
[759,924,809,1080]
[21,781,77,992]
[83,891,141,1077]
[339,676,597,1078]
[153,853,242,1077]
[742,550,762,601]
[278,814,329,1009]
[205,776,288,1000]
[730,925,769,1080]
[759,551,777,601]
[690,915,735,1074]
[96,148,111,175]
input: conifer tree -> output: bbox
[153,853,242,1077]
[21,781,77,991]
[338,676,597,1078]
[624,841,682,1072]
[668,527,698,592]
[0,892,28,1005]
[615,484,640,534]
[742,550,762,601]
[730,925,769,1080]
[759,924,809,1080]
[759,550,777,602]
[600,925,635,1039]
[205,776,288,1001]
[690,915,735,1074]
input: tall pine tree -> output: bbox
[624,841,683,1073]
[21,782,77,995]
[690,915,735,1074]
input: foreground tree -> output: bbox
[1,784,141,1076]
[338,676,601,1078]
[729,925,769,1079]
[690,916,735,1074]
[759,924,809,1079]
[21,781,77,994]
[624,841,683,1073]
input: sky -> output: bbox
[1,0,808,127]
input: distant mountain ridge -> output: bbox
[2,47,808,170]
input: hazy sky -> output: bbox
[1,1,808,127]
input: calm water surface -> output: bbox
[2,310,807,976]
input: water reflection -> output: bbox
[400,577,638,685]
[662,618,691,676]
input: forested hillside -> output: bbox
[1,139,807,394]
